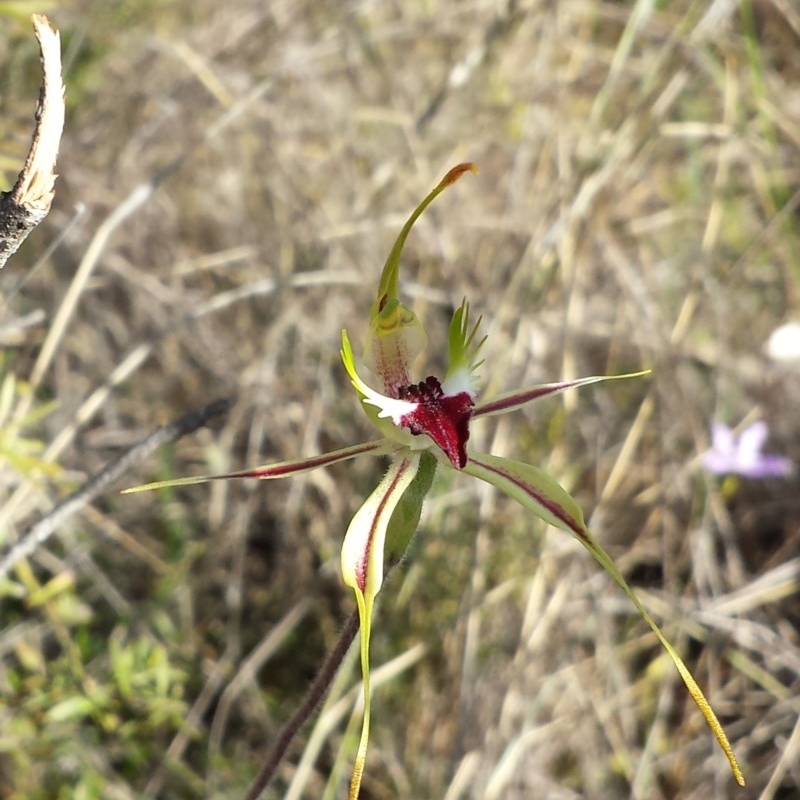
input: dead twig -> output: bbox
[0,397,234,581]
[0,15,65,269]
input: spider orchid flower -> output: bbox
[125,165,744,795]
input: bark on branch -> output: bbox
[0,14,65,269]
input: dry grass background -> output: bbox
[1,1,800,798]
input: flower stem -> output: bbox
[243,608,360,800]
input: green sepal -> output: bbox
[371,163,477,324]
[341,455,421,800]
[384,451,438,566]
[465,451,745,787]
[363,165,477,378]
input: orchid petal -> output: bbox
[749,455,793,478]
[341,454,421,800]
[738,420,768,459]
[465,451,745,787]
[702,423,737,474]
[703,421,792,478]
[443,298,486,397]
[121,439,395,494]
[709,422,735,455]
[701,450,735,475]
[384,451,437,566]
[464,452,588,534]
[341,331,418,425]
[473,371,650,419]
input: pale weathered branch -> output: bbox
[0,14,65,269]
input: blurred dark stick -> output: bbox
[0,397,234,580]
[243,608,360,800]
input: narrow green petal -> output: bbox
[341,455,421,800]
[444,299,486,395]
[473,371,650,419]
[341,330,422,447]
[466,452,745,787]
[341,331,416,422]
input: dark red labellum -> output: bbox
[397,376,474,469]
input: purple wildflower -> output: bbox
[703,420,792,478]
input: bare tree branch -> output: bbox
[0,14,65,269]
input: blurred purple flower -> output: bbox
[703,421,792,478]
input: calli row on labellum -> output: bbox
[125,164,744,796]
